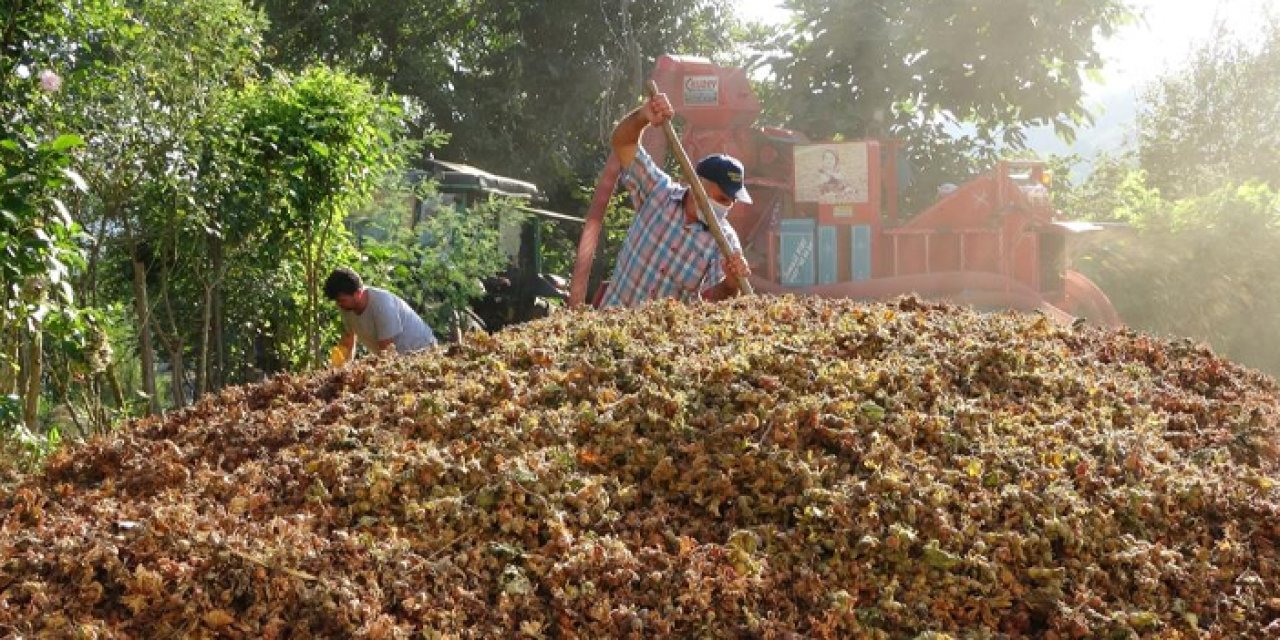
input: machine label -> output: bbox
[683,75,720,106]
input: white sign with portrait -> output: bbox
[794,142,869,204]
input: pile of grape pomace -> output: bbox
[2,296,1278,639]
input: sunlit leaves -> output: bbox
[211,65,408,366]
[257,0,736,213]
[0,130,88,431]
[1139,17,1280,200]
[765,0,1132,200]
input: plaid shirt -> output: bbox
[601,147,742,309]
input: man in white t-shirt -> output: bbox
[323,267,437,363]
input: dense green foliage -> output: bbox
[763,0,1132,205]
[253,0,737,210]
[51,0,266,415]
[1056,18,1280,375]
[1138,17,1280,199]
[1,0,99,442]
[0,132,85,437]
[1070,177,1280,374]
[2,0,408,463]
[210,66,406,370]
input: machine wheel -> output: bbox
[1060,270,1123,328]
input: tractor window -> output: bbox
[499,210,522,263]
[414,193,462,228]
[1007,167,1037,186]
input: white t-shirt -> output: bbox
[341,287,437,354]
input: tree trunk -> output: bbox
[213,285,225,388]
[130,247,160,415]
[53,370,85,437]
[156,261,187,410]
[19,277,48,430]
[0,317,18,398]
[21,313,43,431]
[197,281,212,398]
[305,256,319,370]
[105,366,125,408]
[84,209,108,306]
[210,234,226,390]
[305,219,332,370]
[620,0,644,98]
[308,202,344,370]
[197,231,221,397]
[301,224,319,370]
[169,342,186,409]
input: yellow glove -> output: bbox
[329,345,351,367]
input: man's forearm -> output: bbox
[613,94,671,170]
[611,106,650,151]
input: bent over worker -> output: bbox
[323,267,437,364]
[600,90,752,308]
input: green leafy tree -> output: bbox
[1053,73,1280,375]
[216,66,407,369]
[1138,16,1280,199]
[355,183,527,342]
[763,0,1133,204]
[1070,181,1280,374]
[1050,152,1165,224]
[0,133,87,433]
[1058,16,1280,375]
[253,0,736,210]
[1,0,97,437]
[3,0,412,447]
[41,0,265,413]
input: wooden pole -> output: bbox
[646,80,753,296]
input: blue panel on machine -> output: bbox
[852,225,872,280]
[779,218,816,287]
[818,225,838,284]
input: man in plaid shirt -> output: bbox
[599,90,753,308]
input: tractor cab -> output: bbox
[414,159,581,332]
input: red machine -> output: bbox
[572,55,1121,326]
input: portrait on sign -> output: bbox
[794,143,869,204]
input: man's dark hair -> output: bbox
[323,267,363,300]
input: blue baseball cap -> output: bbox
[695,154,753,204]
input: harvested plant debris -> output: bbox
[2,296,1278,638]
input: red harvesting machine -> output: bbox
[571,55,1121,327]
